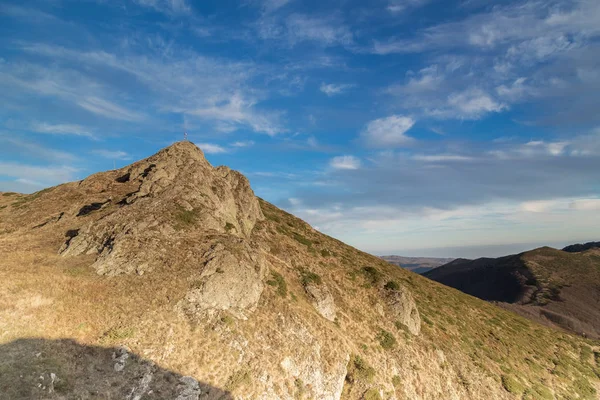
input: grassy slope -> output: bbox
[0,185,599,399]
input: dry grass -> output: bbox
[0,188,599,399]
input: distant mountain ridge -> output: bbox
[563,241,600,253]
[380,256,454,274]
[425,244,600,338]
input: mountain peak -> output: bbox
[45,141,264,276]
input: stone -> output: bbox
[386,285,421,336]
[304,283,337,322]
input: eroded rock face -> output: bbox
[386,285,421,336]
[305,283,337,322]
[59,141,264,276]
[278,317,348,400]
[180,243,267,320]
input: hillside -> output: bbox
[563,242,600,253]
[381,256,454,274]
[425,246,600,340]
[1,141,599,400]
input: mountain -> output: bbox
[425,246,600,339]
[1,142,599,399]
[381,256,454,274]
[563,241,600,253]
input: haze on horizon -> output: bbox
[0,0,599,259]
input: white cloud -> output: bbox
[362,115,415,147]
[0,162,78,187]
[230,140,255,148]
[261,0,293,13]
[134,0,191,15]
[330,155,361,170]
[190,93,282,135]
[0,135,76,162]
[258,14,353,47]
[92,150,131,160]
[319,83,355,96]
[413,154,473,162]
[570,199,600,211]
[196,143,228,154]
[77,96,144,122]
[32,123,93,137]
[446,88,507,119]
[496,77,532,102]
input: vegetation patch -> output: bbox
[225,369,252,392]
[346,355,375,383]
[361,266,382,286]
[571,377,596,398]
[101,326,135,342]
[266,271,287,297]
[173,205,199,229]
[363,388,382,400]
[384,280,400,291]
[300,270,322,286]
[225,222,235,232]
[292,232,313,247]
[523,384,553,400]
[376,329,397,350]
[320,249,331,257]
[501,374,524,395]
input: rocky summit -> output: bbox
[0,142,599,399]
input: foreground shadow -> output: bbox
[0,338,233,400]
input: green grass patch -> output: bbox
[346,355,375,383]
[292,232,312,247]
[225,369,252,392]
[300,270,322,286]
[364,388,382,400]
[266,271,287,297]
[224,222,235,232]
[173,205,199,229]
[501,374,524,395]
[384,280,400,291]
[376,329,397,350]
[361,266,382,286]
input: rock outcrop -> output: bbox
[385,285,421,336]
[59,141,264,276]
[304,283,337,322]
[180,243,267,320]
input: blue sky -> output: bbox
[1,0,599,258]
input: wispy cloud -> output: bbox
[361,115,415,147]
[195,143,228,154]
[0,162,79,188]
[190,93,283,135]
[257,13,354,47]
[230,140,255,148]
[133,0,191,15]
[330,155,361,170]
[0,135,77,162]
[319,82,355,96]
[92,150,131,160]
[32,123,93,137]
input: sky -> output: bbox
[0,0,599,258]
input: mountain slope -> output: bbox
[563,241,600,253]
[1,142,599,399]
[381,256,454,274]
[425,246,600,339]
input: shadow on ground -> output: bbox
[0,338,233,400]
